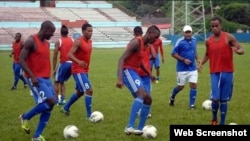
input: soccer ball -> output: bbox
[229,122,238,125]
[90,111,104,123]
[142,125,157,139]
[63,125,79,139]
[202,99,212,110]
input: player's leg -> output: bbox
[137,93,151,134]
[210,73,221,125]
[219,72,233,125]
[62,73,83,116]
[54,64,61,103]
[20,78,56,136]
[141,76,152,118]
[169,72,186,106]
[188,70,198,109]
[11,63,19,90]
[59,62,72,105]
[155,54,161,82]
[123,69,144,135]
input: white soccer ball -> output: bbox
[142,125,157,139]
[90,111,104,123]
[229,122,238,125]
[202,99,212,110]
[63,125,79,139]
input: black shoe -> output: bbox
[189,105,196,110]
[11,86,16,90]
[169,97,175,106]
[24,84,28,88]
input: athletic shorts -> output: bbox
[210,72,233,101]
[176,70,198,86]
[72,73,92,93]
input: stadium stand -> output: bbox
[0,0,170,50]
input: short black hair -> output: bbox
[146,25,161,38]
[211,16,222,23]
[82,23,92,31]
[61,25,69,35]
[134,26,143,36]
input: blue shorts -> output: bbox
[28,78,56,104]
[72,73,92,93]
[13,62,23,75]
[150,53,160,69]
[141,75,152,95]
[210,72,234,101]
[54,62,72,82]
[122,68,145,98]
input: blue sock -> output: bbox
[127,98,143,128]
[61,95,65,101]
[34,111,51,138]
[64,93,78,111]
[212,101,219,120]
[220,101,227,125]
[171,86,179,99]
[20,75,27,84]
[189,88,197,106]
[138,104,150,130]
[23,102,51,120]
[85,95,92,118]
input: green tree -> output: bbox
[215,3,250,26]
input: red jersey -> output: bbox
[137,45,151,76]
[25,34,51,78]
[206,32,234,73]
[58,37,73,63]
[71,36,92,74]
[12,40,22,63]
[123,37,144,71]
[152,38,162,53]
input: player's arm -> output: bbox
[52,39,60,73]
[68,39,86,67]
[198,41,209,72]
[159,40,164,63]
[227,33,244,55]
[116,38,139,89]
[149,44,156,60]
[19,36,37,85]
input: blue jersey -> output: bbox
[172,37,197,72]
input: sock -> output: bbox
[61,95,65,102]
[171,86,179,99]
[211,101,219,121]
[64,93,78,111]
[189,88,197,106]
[33,111,51,138]
[85,95,92,118]
[23,102,51,120]
[138,104,150,130]
[127,98,143,128]
[220,101,227,125]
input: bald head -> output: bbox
[39,20,56,40]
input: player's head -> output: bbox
[40,20,56,40]
[144,25,160,44]
[81,23,93,40]
[133,26,143,37]
[61,25,69,36]
[15,32,22,42]
[183,25,192,39]
[210,16,222,35]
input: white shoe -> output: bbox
[134,129,143,135]
[147,113,152,118]
[124,127,134,135]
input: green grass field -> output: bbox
[0,43,249,141]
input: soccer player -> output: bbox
[18,20,56,141]
[52,25,73,105]
[116,25,160,135]
[150,36,164,83]
[169,25,200,109]
[61,23,93,119]
[198,16,244,125]
[133,26,156,118]
[9,32,28,90]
